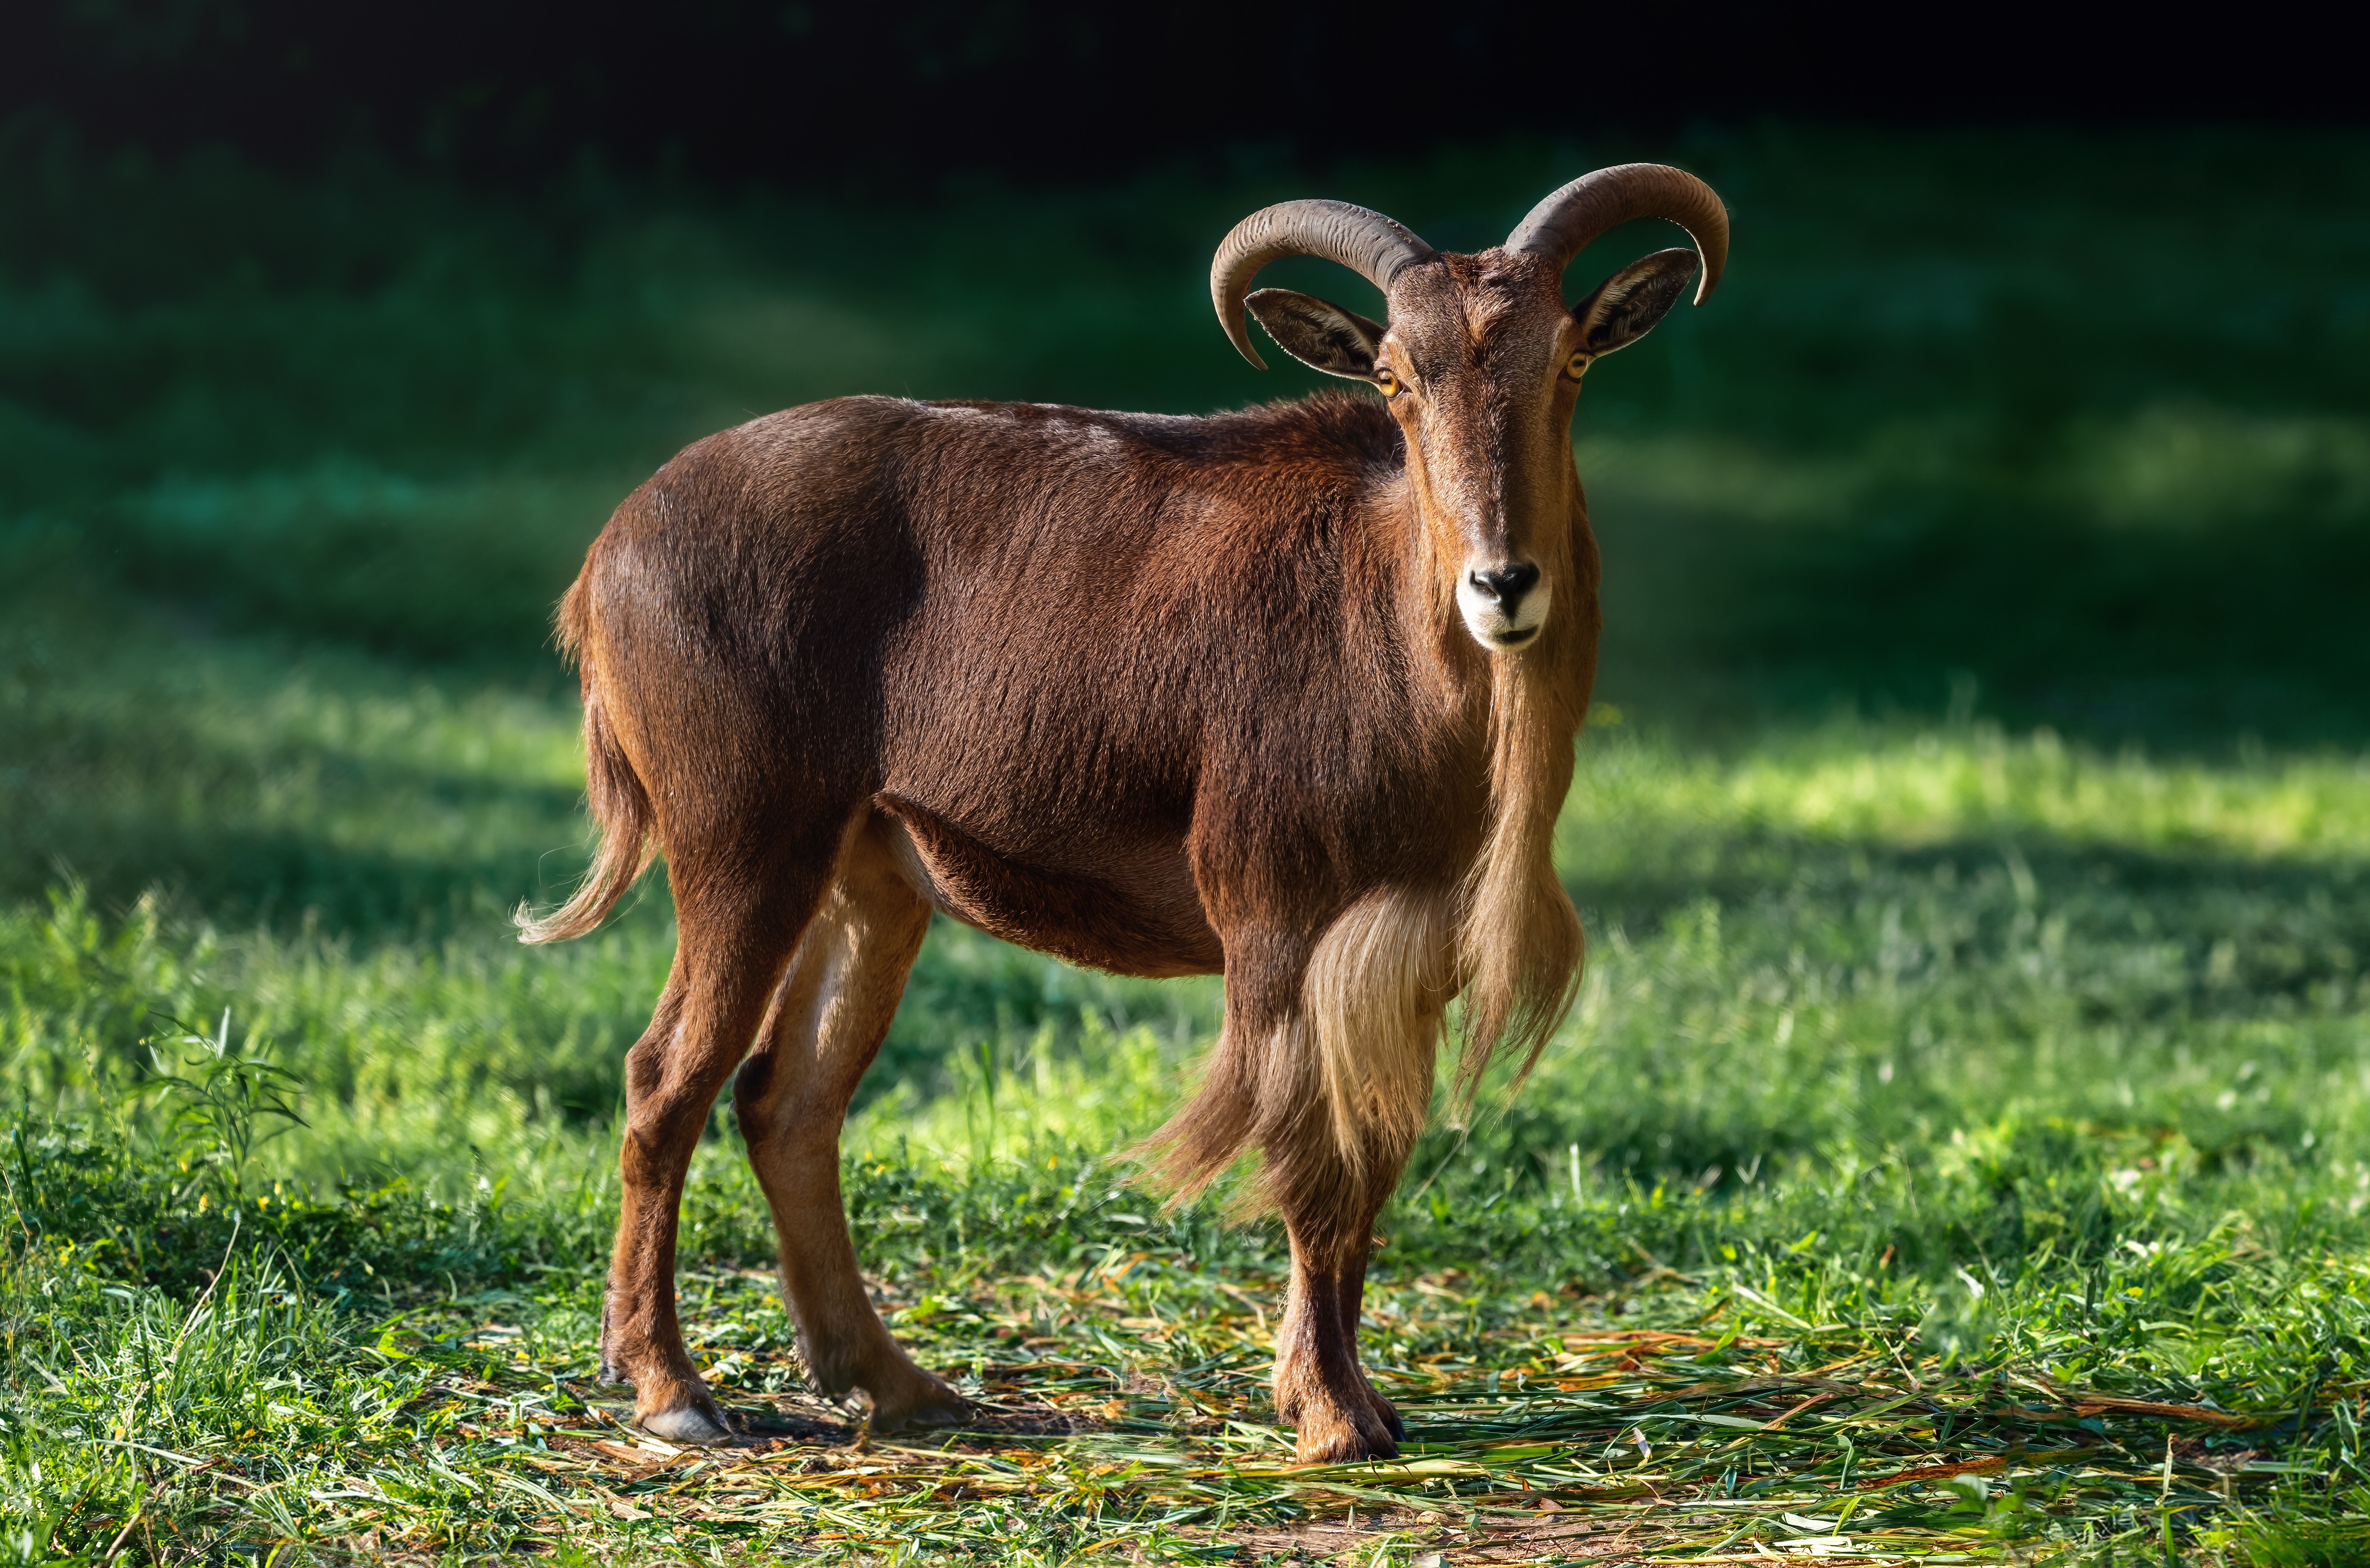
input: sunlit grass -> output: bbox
[1568,721,2370,861]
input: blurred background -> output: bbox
[2,0,2365,1182]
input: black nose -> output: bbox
[1468,561,1541,609]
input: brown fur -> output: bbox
[520,234,1678,1463]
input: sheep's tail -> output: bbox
[515,583,653,944]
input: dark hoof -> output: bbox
[639,1402,736,1447]
[1286,1392,1401,1465]
[869,1375,973,1435]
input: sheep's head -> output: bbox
[1213,165,1727,652]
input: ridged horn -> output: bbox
[1211,200,1436,369]
[1505,164,1730,306]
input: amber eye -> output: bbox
[1566,351,1591,380]
[1374,367,1400,397]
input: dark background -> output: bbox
[7,0,2364,189]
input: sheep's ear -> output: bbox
[1571,247,1700,356]
[1245,288,1385,379]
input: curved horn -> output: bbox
[1211,200,1436,369]
[1505,164,1730,307]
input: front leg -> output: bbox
[1274,1216,1400,1463]
[1265,996,1436,1460]
[1338,1248,1406,1441]
[1154,886,1449,1464]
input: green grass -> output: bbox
[4,127,2370,1563]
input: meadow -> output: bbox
[3,127,2368,1564]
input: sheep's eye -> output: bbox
[1374,367,1400,397]
[1565,351,1591,380]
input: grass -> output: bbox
[3,126,2369,1562]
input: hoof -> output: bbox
[1279,1367,1400,1464]
[869,1372,972,1434]
[1292,1417,1399,1466]
[639,1401,736,1447]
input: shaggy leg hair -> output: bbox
[1145,888,1451,1463]
[1147,883,1454,1208]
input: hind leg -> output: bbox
[733,811,967,1431]
[601,831,836,1445]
